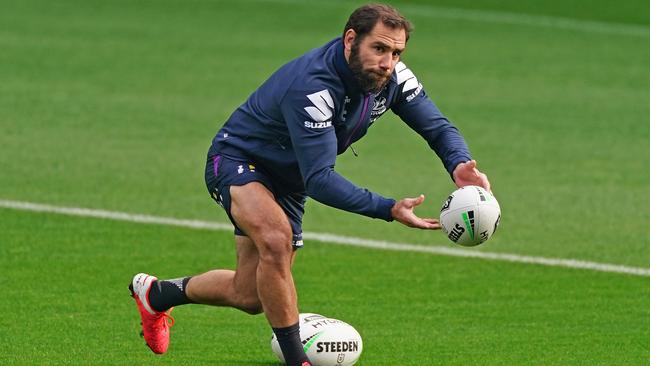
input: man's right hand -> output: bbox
[391,195,441,230]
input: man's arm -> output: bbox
[391,63,491,191]
[281,87,396,221]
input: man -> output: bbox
[129,4,490,365]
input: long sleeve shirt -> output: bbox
[209,38,472,221]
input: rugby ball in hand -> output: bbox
[440,185,501,246]
[271,313,363,366]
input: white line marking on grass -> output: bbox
[0,199,233,231]
[254,0,650,38]
[2,199,650,277]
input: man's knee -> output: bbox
[256,230,293,264]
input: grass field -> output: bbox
[1,0,649,364]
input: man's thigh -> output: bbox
[205,154,306,248]
[230,182,292,240]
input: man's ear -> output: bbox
[343,29,357,52]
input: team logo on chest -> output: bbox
[370,96,387,121]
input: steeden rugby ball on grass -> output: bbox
[271,313,363,366]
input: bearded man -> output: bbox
[129,4,491,366]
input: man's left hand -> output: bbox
[453,160,491,192]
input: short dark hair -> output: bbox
[343,4,413,42]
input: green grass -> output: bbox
[2,209,649,365]
[1,0,649,364]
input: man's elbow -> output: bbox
[304,169,333,200]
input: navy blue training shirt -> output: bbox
[208,37,472,222]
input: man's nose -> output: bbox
[378,53,393,71]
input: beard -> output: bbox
[348,41,391,94]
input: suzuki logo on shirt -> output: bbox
[395,62,419,92]
[304,89,334,125]
[304,121,332,129]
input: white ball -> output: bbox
[439,185,501,247]
[271,313,363,366]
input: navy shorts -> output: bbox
[204,154,306,249]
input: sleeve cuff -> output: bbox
[377,198,396,222]
[447,155,472,180]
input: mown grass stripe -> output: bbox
[2,198,649,277]
[253,0,650,38]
